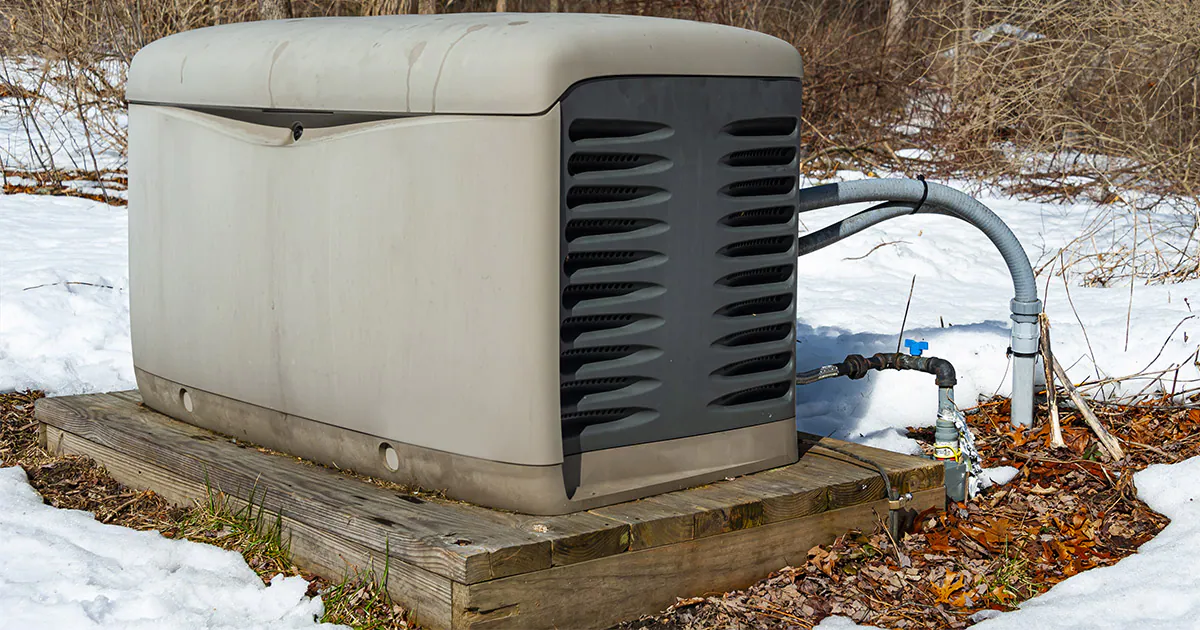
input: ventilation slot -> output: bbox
[567,186,661,208]
[719,235,794,258]
[712,352,793,377]
[722,117,798,137]
[722,177,796,198]
[717,265,794,287]
[568,153,664,175]
[565,218,660,241]
[561,345,642,373]
[562,282,649,307]
[710,381,792,407]
[569,119,669,142]
[717,294,793,318]
[563,250,656,275]
[561,407,646,427]
[561,377,639,407]
[561,314,640,341]
[720,206,794,228]
[722,147,797,167]
[714,323,793,347]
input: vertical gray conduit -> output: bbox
[794,179,1042,427]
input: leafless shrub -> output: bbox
[3,0,1199,283]
[922,0,1200,199]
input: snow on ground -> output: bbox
[3,65,1199,627]
[3,172,1195,629]
[0,466,344,630]
[979,466,1020,488]
[794,171,1200,453]
[0,193,132,395]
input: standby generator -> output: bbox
[127,13,805,514]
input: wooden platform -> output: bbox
[36,391,945,630]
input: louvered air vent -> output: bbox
[565,218,663,241]
[710,381,793,407]
[712,352,793,377]
[563,251,658,275]
[562,282,653,307]
[719,235,795,258]
[560,76,799,455]
[722,147,797,167]
[716,294,793,318]
[560,377,639,407]
[560,345,640,373]
[566,186,663,208]
[721,117,798,137]
[713,323,794,348]
[569,153,667,175]
[721,177,796,197]
[561,407,652,428]
[560,314,642,341]
[569,119,671,142]
[720,206,795,227]
[709,110,801,413]
[717,265,794,287]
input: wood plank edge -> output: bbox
[454,487,946,630]
[42,424,456,630]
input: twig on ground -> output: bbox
[1049,354,1126,461]
[1039,314,1066,448]
[23,281,115,291]
[843,240,910,261]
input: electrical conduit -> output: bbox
[795,179,1042,427]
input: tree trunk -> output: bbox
[496,0,506,11]
[419,0,435,14]
[257,0,293,20]
[953,0,975,100]
[549,0,560,11]
[883,0,909,54]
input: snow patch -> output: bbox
[0,194,133,395]
[0,466,345,630]
[980,466,1020,488]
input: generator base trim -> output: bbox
[134,368,799,515]
[36,391,945,630]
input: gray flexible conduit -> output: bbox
[795,179,1042,427]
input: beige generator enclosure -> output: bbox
[127,13,805,515]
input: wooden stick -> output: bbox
[1049,353,1125,462]
[1040,314,1066,448]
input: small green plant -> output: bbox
[987,545,1042,606]
[186,471,295,578]
[320,539,413,629]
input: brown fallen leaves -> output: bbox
[623,397,1197,629]
[2,169,128,206]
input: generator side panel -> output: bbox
[558,77,802,455]
[128,104,566,467]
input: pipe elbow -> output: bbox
[925,357,958,388]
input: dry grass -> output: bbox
[0,390,408,629]
[3,0,1199,208]
[918,0,1200,196]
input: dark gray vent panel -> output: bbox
[558,76,801,455]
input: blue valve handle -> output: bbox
[904,339,928,356]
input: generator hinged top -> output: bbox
[127,13,805,515]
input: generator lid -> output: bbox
[127,14,803,116]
